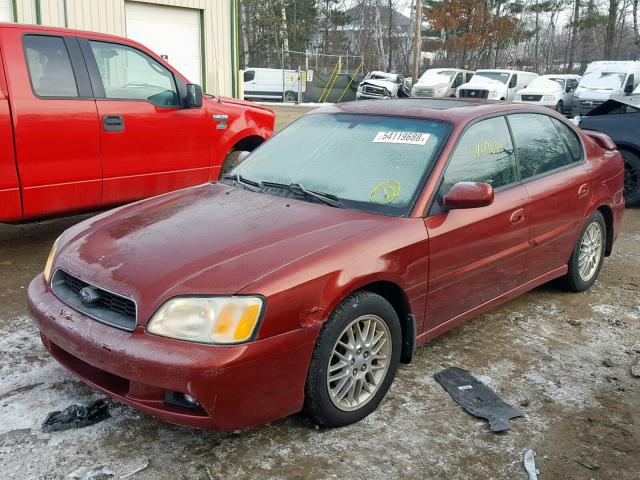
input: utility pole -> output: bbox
[413,0,422,82]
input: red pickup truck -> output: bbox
[0,23,275,222]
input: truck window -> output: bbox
[244,70,255,82]
[24,35,79,98]
[89,40,179,107]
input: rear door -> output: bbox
[1,29,101,218]
[507,113,591,281]
[80,37,210,206]
[0,39,21,221]
[424,116,530,334]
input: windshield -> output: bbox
[580,71,625,90]
[528,76,564,89]
[473,71,511,84]
[419,69,457,82]
[229,114,452,216]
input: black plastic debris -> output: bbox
[434,367,524,432]
[42,399,110,432]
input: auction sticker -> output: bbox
[373,131,430,145]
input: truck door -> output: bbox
[0,30,101,219]
[0,44,21,221]
[79,37,210,206]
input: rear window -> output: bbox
[24,35,78,98]
[244,70,255,82]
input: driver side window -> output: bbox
[89,40,178,107]
[442,116,517,193]
[452,73,463,88]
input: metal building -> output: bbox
[0,0,239,97]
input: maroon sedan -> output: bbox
[28,99,624,431]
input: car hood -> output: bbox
[586,95,640,115]
[519,86,561,95]
[360,79,398,91]
[414,80,449,89]
[458,78,505,90]
[55,183,389,323]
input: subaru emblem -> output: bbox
[79,286,100,305]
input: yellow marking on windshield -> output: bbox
[370,180,402,204]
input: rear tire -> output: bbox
[621,149,640,206]
[284,91,297,102]
[555,100,563,113]
[563,210,606,292]
[304,291,401,428]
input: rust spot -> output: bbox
[300,305,325,327]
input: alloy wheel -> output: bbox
[326,314,391,411]
[578,222,603,282]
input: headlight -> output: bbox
[43,239,59,284]
[542,95,555,102]
[147,296,264,344]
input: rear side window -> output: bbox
[509,114,576,179]
[24,35,78,98]
[442,116,517,191]
[244,70,255,82]
[551,118,583,162]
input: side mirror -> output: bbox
[185,83,203,108]
[443,182,494,209]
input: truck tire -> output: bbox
[555,100,563,113]
[621,149,640,206]
[284,91,297,102]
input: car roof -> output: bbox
[541,74,581,78]
[310,98,559,124]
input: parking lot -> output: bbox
[1,105,639,480]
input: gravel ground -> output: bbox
[1,105,639,479]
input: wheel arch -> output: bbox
[596,204,614,257]
[353,280,416,364]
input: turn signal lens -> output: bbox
[43,240,59,284]
[147,296,264,344]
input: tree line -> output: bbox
[238,0,640,76]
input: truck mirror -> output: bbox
[185,84,203,108]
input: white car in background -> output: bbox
[514,74,581,114]
[457,69,538,101]
[411,68,474,98]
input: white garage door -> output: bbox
[125,2,202,84]
[0,0,13,22]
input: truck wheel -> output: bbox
[621,149,640,206]
[563,210,606,292]
[284,91,297,102]
[555,100,563,113]
[221,150,247,175]
[304,291,401,427]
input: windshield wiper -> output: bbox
[262,181,343,208]
[221,173,263,192]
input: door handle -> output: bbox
[578,183,590,198]
[509,208,526,225]
[103,115,124,132]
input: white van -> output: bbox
[514,74,581,114]
[243,68,305,102]
[411,68,474,97]
[457,69,538,101]
[573,61,640,115]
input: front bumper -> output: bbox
[28,274,319,431]
[356,92,390,100]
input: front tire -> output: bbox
[555,100,564,113]
[621,149,640,206]
[304,291,401,427]
[564,210,606,292]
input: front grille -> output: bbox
[414,87,434,97]
[362,84,386,96]
[521,94,542,101]
[51,269,137,331]
[580,99,603,108]
[458,89,489,99]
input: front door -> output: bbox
[507,113,592,281]
[424,116,529,335]
[2,31,101,218]
[80,38,210,206]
